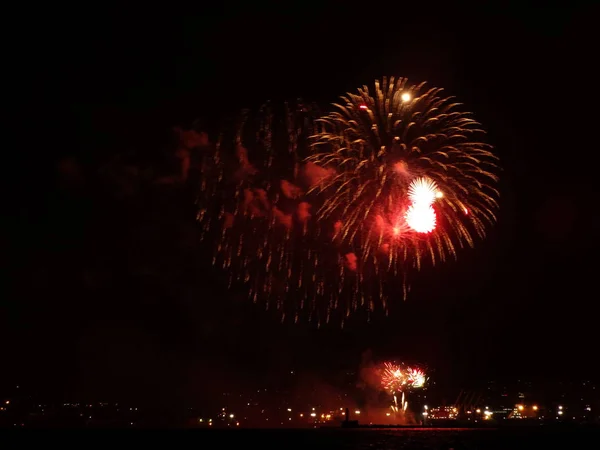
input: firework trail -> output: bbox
[196,101,342,325]
[196,77,499,326]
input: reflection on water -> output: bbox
[210,427,600,450]
[9,427,600,449]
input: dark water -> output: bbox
[11,427,600,449]
[205,427,598,449]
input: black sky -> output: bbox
[3,3,599,405]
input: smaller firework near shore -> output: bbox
[380,361,427,415]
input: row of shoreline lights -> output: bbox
[217,407,354,421]
[199,403,585,425]
[513,404,590,419]
[516,405,588,414]
[518,404,575,419]
[423,404,548,419]
[513,405,587,414]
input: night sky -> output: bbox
[3,3,598,408]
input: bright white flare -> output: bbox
[405,204,436,233]
[405,177,438,233]
[406,368,426,388]
[408,177,438,207]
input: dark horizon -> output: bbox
[3,4,599,409]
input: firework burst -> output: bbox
[381,362,407,393]
[381,362,427,393]
[380,361,427,413]
[307,77,499,292]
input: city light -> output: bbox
[532,405,538,411]
[517,405,524,411]
[355,410,361,415]
[401,92,411,102]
